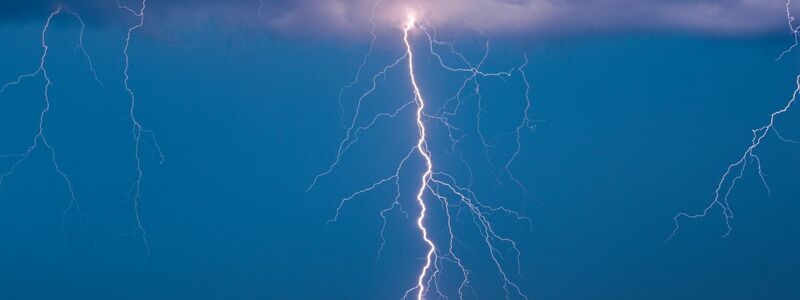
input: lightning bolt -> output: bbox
[402,15,437,300]
[117,0,164,258]
[0,1,162,255]
[0,5,104,249]
[670,0,799,240]
[311,4,532,299]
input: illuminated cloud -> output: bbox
[262,0,795,36]
[2,0,796,36]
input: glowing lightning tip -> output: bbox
[405,12,416,30]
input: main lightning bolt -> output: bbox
[670,0,799,240]
[402,14,437,300]
[311,4,532,299]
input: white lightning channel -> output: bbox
[401,14,437,300]
[313,6,532,299]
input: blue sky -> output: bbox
[1,1,800,299]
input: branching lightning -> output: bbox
[0,1,161,256]
[670,0,799,240]
[118,0,164,257]
[310,4,534,299]
[0,5,97,249]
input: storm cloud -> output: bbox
[1,0,796,36]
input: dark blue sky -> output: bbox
[1,2,800,299]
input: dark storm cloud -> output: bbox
[1,0,796,36]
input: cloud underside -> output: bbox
[2,0,796,36]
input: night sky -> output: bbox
[1,1,800,299]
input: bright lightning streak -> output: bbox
[401,14,437,300]
[118,0,164,258]
[0,5,101,249]
[670,0,799,240]
[311,5,532,299]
